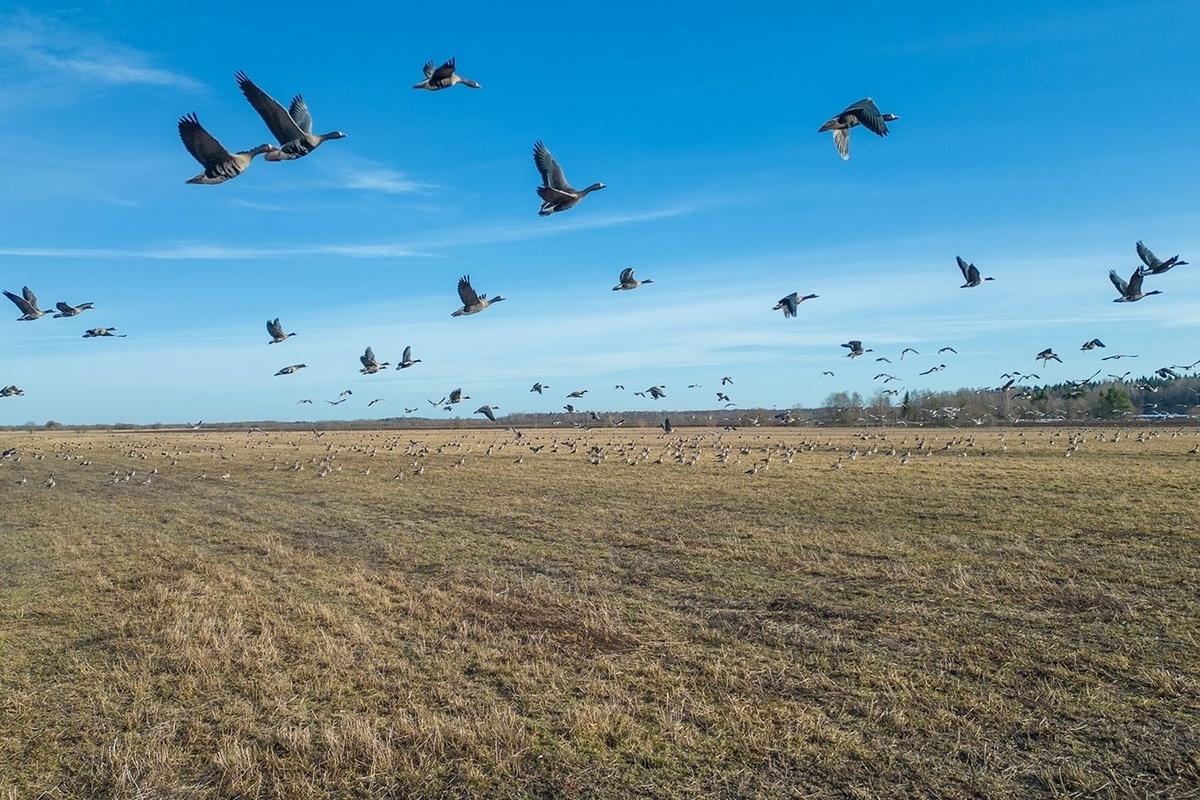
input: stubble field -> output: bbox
[1,424,1198,798]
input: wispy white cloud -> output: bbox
[0,243,431,260]
[313,154,433,195]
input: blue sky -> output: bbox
[1,2,1198,425]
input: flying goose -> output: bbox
[956,256,994,288]
[1110,268,1161,302]
[267,318,296,344]
[178,113,276,184]
[646,386,666,400]
[566,390,588,398]
[448,388,469,404]
[4,286,48,320]
[841,340,873,358]
[613,268,652,291]
[900,347,920,359]
[413,58,481,90]
[818,98,899,160]
[773,292,818,317]
[54,301,94,318]
[530,382,547,394]
[0,385,25,397]
[1135,240,1188,275]
[474,405,499,422]
[1036,348,1062,364]
[235,71,346,161]
[1080,338,1105,350]
[359,346,390,374]
[275,364,307,376]
[451,275,505,316]
[533,141,605,215]
[396,345,422,369]
[82,327,125,338]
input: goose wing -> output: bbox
[956,256,971,281]
[288,96,313,136]
[1135,240,1163,271]
[618,267,635,284]
[457,275,481,307]
[21,286,40,311]
[267,318,284,338]
[832,128,850,159]
[428,58,457,88]
[422,60,435,79]
[178,113,232,167]
[1126,270,1146,296]
[533,141,572,191]
[847,98,889,136]
[236,71,306,145]
[4,289,35,315]
[402,345,412,363]
[361,346,377,368]
[1109,269,1129,296]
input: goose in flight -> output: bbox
[474,405,499,422]
[1036,348,1062,364]
[54,301,94,318]
[1156,367,1182,380]
[1,385,25,397]
[1101,353,1137,360]
[1080,338,1105,350]
[1110,268,1161,302]
[613,268,652,291]
[448,388,469,404]
[938,347,958,355]
[359,346,389,374]
[451,275,505,316]
[413,58,481,90]
[235,71,345,161]
[773,292,818,317]
[267,318,296,344]
[275,364,307,376]
[4,286,48,320]
[178,113,276,184]
[900,347,920,360]
[646,386,666,400]
[841,340,873,358]
[566,390,588,398]
[530,382,548,394]
[956,256,993,288]
[1136,240,1187,275]
[721,376,734,385]
[82,327,125,338]
[818,98,899,160]
[533,141,605,215]
[396,345,422,369]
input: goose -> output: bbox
[533,141,605,215]
[474,405,499,422]
[178,113,276,184]
[235,71,345,161]
[54,301,94,318]
[1080,338,1105,350]
[448,388,469,404]
[841,340,872,358]
[1101,354,1137,360]
[1156,367,1181,380]
[721,376,734,385]
[1110,268,1161,302]
[275,364,307,376]
[0,385,24,397]
[530,382,548,394]
[646,386,666,400]
[818,98,899,160]
[396,346,422,369]
[919,364,946,375]
[938,347,958,355]
[359,346,389,374]
[451,275,505,316]
[567,390,588,398]
[267,318,296,344]
[1036,348,1062,364]
[1136,240,1187,275]
[772,292,818,317]
[82,328,125,338]
[613,268,652,291]
[956,256,994,288]
[4,286,48,320]
[413,58,480,90]
[662,418,672,434]
[367,398,385,407]
[900,347,920,359]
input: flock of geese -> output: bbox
[2,62,1194,425]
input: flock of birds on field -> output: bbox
[2,68,1195,425]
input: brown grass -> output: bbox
[1,425,1198,798]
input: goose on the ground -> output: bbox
[613,268,652,291]
[54,301,94,318]
[1110,268,1162,302]
[1136,240,1188,275]
[533,141,605,215]
[4,286,48,320]
[818,98,899,160]
[178,113,276,184]
[451,275,505,316]
[267,318,296,344]
[235,71,346,161]
[275,364,307,376]
[956,256,994,288]
[396,345,422,369]
[413,58,480,90]
[773,292,818,317]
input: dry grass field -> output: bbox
[1,424,1198,798]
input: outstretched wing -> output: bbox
[288,96,312,135]
[847,98,889,136]
[956,256,971,281]
[1135,240,1163,270]
[1109,269,1128,296]
[619,268,635,284]
[236,71,306,145]
[429,58,457,88]
[402,345,412,362]
[457,275,481,307]
[178,113,231,167]
[533,141,571,191]
[267,318,284,338]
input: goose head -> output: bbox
[581,182,606,195]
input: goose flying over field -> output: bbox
[841,340,872,358]
[533,141,605,215]
[1036,348,1062,364]
[956,256,993,288]
[396,346,421,369]
[613,268,652,291]
[474,405,499,422]
[4,286,48,320]
[413,57,480,90]
[82,328,125,338]
[266,318,296,344]
[359,346,389,374]
[1080,338,1105,350]
[646,386,666,400]
[1135,240,1188,275]
[235,71,345,161]
[1110,268,1161,302]
[448,388,469,404]
[772,292,818,318]
[451,275,505,316]
[54,301,94,318]
[177,114,275,184]
[275,364,307,376]
[1156,367,1182,380]
[818,98,899,160]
